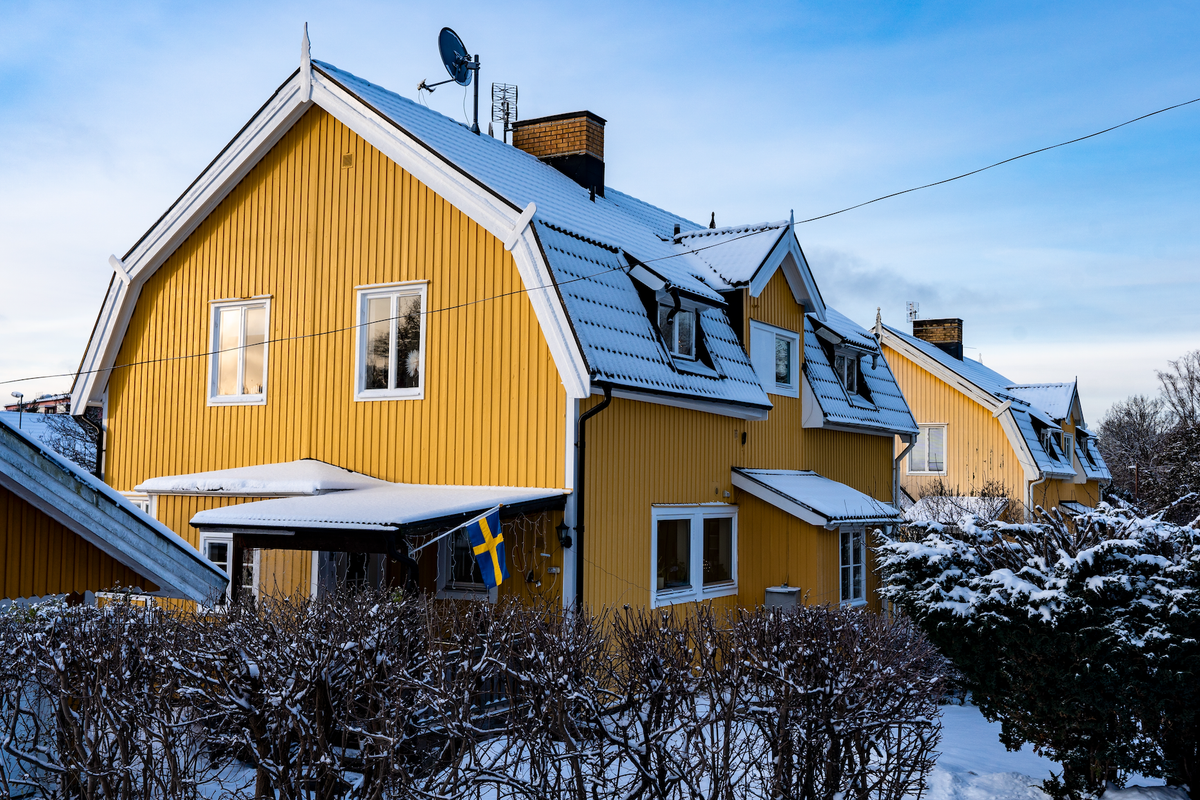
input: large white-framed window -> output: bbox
[833,350,858,395]
[651,505,737,607]
[355,281,428,401]
[208,298,270,405]
[198,532,258,607]
[839,527,867,606]
[749,320,801,398]
[436,527,498,602]
[908,424,947,475]
[657,304,697,359]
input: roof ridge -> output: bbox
[678,219,790,239]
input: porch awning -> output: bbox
[190,482,569,549]
[731,468,901,528]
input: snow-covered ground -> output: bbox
[929,703,1184,800]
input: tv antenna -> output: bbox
[491,83,518,143]
[907,301,920,322]
[418,27,481,134]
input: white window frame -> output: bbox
[656,303,698,360]
[749,321,800,398]
[839,527,868,607]
[197,532,259,607]
[207,298,271,406]
[354,281,429,401]
[436,528,498,602]
[650,505,738,608]
[908,424,948,475]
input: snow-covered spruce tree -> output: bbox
[878,505,1200,799]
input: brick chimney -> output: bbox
[512,111,605,198]
[913,318,964,360]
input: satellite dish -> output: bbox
[439,27,472,86]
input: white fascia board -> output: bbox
[310,73,590,400]
[602,386,770,421]
[748,233,826,321]
[996,408,1042,483]
[0,443,226,602]
[732,470,828,527]
[74,72,313,408]
[880,329,1000,411]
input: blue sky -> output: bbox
[2,1,1197,421]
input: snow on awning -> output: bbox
[136,459,388,496]
[731,468,901,528]
[1060,501,1092,516]
[190,483,569,534]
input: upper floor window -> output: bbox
[652,505,737,607]
[908,424,946,474]
[1062,432,1074,464]
[657,304,696,359]
[749,321,800,398]
[209,299,269,405]
[356,282,427,401]
[834,352,858,394]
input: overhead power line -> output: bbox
[3,92,1197,390]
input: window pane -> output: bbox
[657,305,675,352]
[238,548,256,604]
[909,428,927,472]
[243,305,266,395]
[927,427,945,472]
[451,528,484,585]
[365,296,391,390]
[205,541,229,572]
[216,308,241,396]
[394,294,423,389]
[676,310,694,357]
[853,564,864,600]
[775,336,792,385]
[702,517,732,585]
[656,519,691,590]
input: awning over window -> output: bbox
[137,458,388,496]
[731,468,901,528]
[190,481,569,544]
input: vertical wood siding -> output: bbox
[0,485,156,599]
[106,107,566,496]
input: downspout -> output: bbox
[574,383,613,612]
[1027,473,1049,520]
[894,434,916,511]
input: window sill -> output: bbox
[207,395,267,407]
[768,382,800,399]
[355,388,425,402]
[652,582,738,608]
[840,598,868,609]
[906,470,947,476]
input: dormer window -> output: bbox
[657,304,695,359]
[834,352,858,394]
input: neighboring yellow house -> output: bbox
[877,317,1110,519]
[69,40,919,612]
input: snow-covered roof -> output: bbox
[136,458,387,496]
[882,324,1106,481]
[191,483,568,532]
[0,412,96,464]
[676,221,790,287]
[802,312,918,436]
[1075,431,1112,481]
[0,416,227,602]
[1006,383,1079,423]
[731,468,901,527]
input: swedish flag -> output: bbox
[466,507,508,588]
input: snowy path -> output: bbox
[927,704,1181,800]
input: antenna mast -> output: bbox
[491,83,519,143]
[907,301,920,322]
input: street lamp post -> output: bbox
[9,392,23,430]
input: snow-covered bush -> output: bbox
[0,593,945,799]
[878,504,1200,799]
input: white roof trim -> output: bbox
[72,67,591,411]
[601,385,770,421]
[747,231,826,321]
[731,468,901,528]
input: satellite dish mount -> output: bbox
[418,27,482,134]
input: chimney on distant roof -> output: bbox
[512,111,605,198]
[913,318,964,360]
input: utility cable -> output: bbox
[3,93,1197,390]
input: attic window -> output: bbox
[209,299,269,406]
[834,352,858,394]
[657,304,696,359]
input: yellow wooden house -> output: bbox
[68,38,919,612]
[877,317,1111,520]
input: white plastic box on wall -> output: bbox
[764,585,801,610]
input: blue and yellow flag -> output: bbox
[465,507,508,588]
